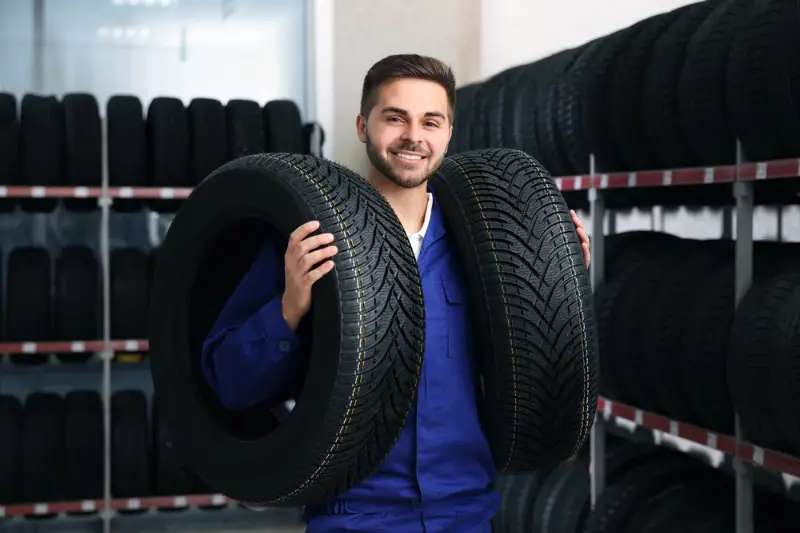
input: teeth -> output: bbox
[396,153,422,161]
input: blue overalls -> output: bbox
[202,190,501,532]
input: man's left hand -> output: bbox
[570,210,591,268]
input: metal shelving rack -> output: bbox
[1,149,798,533]
[0,2,315,532]
[583,145,800,533]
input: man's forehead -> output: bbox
[376,79,449,116]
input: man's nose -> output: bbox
[400,122,424,144]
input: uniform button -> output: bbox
[279,340,291,352]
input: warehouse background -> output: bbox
[1,0,799,532]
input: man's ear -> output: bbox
[356,114,367,144]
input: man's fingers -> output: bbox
[288,220,320,246]
[299,232,335,255]
[302,245,338,269]
[570,210,585,230]
[306,260,335,283]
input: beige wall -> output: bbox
[326,0,482,173]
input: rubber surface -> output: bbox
[149,153,425,505]
[431,148,598,470]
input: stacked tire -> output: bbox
[0,92,322,214]
[0,389,210,506]
[491,441,799,532]
[596,230,800,458]
[452,0,800,207]
[0,245,155,365]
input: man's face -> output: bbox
[357,78,452,189]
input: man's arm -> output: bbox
[201,240,304,411]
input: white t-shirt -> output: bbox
[406,193,433,259]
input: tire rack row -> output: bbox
[1,153,798,529]
[586,144,798,533]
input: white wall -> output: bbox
[478,0,701,79]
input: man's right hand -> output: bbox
[281,220,338,331]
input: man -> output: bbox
[201,54,591,532]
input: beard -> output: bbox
[365,132,445,189]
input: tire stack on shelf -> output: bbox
[452,0,798,208]
[0,91,321,525]
[491,440,798,533]
[453,0,800,531]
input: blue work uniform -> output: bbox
[201,189,501,532]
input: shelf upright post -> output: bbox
[99,115,114,533]
[588,153,607,508]
[733,139,754,533]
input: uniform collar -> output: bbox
[421,186,446,251]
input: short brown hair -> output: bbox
[359,54,456,119]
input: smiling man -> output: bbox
[201,54,591,533]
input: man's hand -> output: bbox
[282,220,338,330]
[570,210,591,268]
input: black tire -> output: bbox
[641,1,719,170]
[727,268,800,450]
[557,28,634,174]
[453,83,481,153]
[22,392,65,503]
[0,395,22,504]
[54,245,100,363]
[64,391,103,500]
[188,98,228,186]
[19,94,62,213]
[147,96,189,212]
[608,9,686,172]
[430,148,598,470]
[62,92,102,211]
[0,92,19,212]
[107,95,147,212]
[153,396,197,496]
[586,454,722,533]
[263,100,304,154]
[149,153,425,505]
[111,390,151,498]
[111,247,150,341]
[7,246,50,365]
[226,99,266,159]
[725,0,789,162]
[678,0,750,166]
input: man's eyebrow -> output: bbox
[381,107,447,120]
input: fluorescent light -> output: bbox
[96,25,152,39]
[111,0,175,6]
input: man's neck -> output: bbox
[367,168,429,234]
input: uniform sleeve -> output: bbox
[201,240,306,411]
